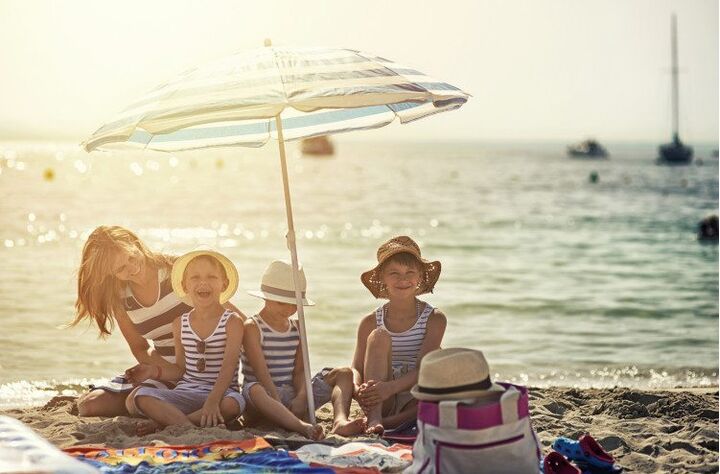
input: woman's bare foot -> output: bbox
[365,419,384,435]
[135,420,159,436]
[330,418,366,437]
[302,422,325,440]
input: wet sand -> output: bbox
[2,387,718,473]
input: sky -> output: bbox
[0,0,717,144]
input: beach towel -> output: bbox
[293,442,413,473]
[64,438,333,473]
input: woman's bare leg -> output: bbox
[77,389,129,417]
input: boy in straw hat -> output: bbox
[352,236,447,435]
[241,260,365,439]
[131,249,246,431]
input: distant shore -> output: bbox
[2,386,717,473]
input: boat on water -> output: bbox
[657,15,693,165]
[300,136,334,156]
[567,139,608,159]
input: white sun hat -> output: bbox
[411,348,506,401]
[171,247,239,306]
[247,260,315,306]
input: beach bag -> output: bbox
[405,383,541,474]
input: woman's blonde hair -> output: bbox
[71,226,175,337]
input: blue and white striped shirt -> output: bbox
[177,309,239,392]
[241,314,299,387]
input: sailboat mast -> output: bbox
[671,14,679,141]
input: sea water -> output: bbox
[0,140,717,408]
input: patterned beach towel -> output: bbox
[64,438,334,473]
[293,442,413,473]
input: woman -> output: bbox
[71,226,244,417]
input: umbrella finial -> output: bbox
[264,38,272,47]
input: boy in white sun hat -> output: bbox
[132,248,246,432]
[241,260,365,439]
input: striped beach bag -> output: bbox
[405,383,542,474]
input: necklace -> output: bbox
[385,300,422,320]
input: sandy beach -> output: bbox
[2,386,717,473]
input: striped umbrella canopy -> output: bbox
[83,46,468,151]
[83,45,470,424]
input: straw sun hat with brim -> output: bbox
[171,248,239,307]
[411,348,506,401]
[247,260,315,306]
[361,236,441,299]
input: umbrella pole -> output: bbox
[274,115,317,425]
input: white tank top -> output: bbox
[177,309,239,391]
[375,301,434,371]
[241,314,299,387]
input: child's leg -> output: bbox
[363,328,394,434]
[186,394,244,427]
[247,384,324,440]
[382,400,417,429]
[322,367,366,436]
[135,394,192,427]
[220,396,242,421]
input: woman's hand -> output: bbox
[125,364,156,385]
[200,399,224,427]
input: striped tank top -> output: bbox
[124,267,192,364]
[241,314,299,387]
[177,309,239,391]
[375,301,434,371]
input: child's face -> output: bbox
[263,300,298,318]
[382,261,421,298]
[110,246,144,283]
[182,258,228,308]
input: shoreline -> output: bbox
[1,386,717,473]
[1,376,717,410]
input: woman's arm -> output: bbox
[115,308,176,369]
[125,317,185,383]
[242,319,280,400]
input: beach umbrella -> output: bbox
[83,43,470,424]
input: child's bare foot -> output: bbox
[365,419,384,435]
[330,418,366,437]
[302,422,325,440]
[135,420,159,436]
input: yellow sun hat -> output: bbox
[171,247,239,306]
